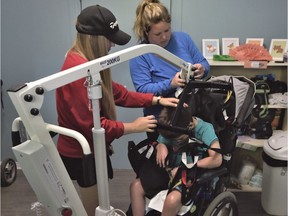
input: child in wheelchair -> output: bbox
[129,104,223,216]
[128,76,255,216]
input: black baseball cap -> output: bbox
[76,5,131,45]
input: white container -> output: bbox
[261,131,287,216]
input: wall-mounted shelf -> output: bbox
[208,60,287,83]
[208,60,288,67]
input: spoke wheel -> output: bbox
[203,191,238,216]
[1,158,17,187]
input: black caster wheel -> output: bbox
[1,158,17,187]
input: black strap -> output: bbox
[157,123,193,136]
[173,140,222,155]
[167,164,198,205]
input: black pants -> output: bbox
[60,154,113,187]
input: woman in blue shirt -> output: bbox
[130,0,210,140]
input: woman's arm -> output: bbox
[113,81,179,108]
[129,55,183,96]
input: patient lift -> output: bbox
[7,44,195,216]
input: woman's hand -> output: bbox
[123,115,157,134]
[170,72,186,88]
[157,97,179,107]
[156,143,168,168]
[155,97,189,109]
[193,63,205,79]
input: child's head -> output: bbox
[188,117,198,129]
[158,106,193,144]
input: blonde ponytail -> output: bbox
[133,0,171,42]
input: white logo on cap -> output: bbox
[110,21,118,29]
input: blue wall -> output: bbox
[171,0,287,50]
[1,0,287,169]
[1,0,79,163]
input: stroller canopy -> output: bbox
[207,75,255,127]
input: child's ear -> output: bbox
[189,117,197,128]
[193,117,198,126]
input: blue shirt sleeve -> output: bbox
[129,55,174,96]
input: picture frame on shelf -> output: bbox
[246,38,264,46]
[269,39,288,61]
[222,38,239,55]
[202,39,220,59]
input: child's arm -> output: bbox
[156,143,169,168]
[196,141,222,169]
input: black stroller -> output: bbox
[127,75,255,216]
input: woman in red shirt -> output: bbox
[56,5,179,216]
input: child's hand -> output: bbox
[156,143,168,168]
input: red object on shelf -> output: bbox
[229,44,273,61]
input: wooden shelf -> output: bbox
[236,136,266,150]
[209,60,287,88]
[228,184,262,192]
[236,130,284,150]
[267,104,287,109]
[208,60,288,67]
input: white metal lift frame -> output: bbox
[8,44,194,216]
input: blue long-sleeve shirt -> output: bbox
[130,31,210,117]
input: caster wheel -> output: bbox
[1,158,17,187]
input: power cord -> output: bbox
[31,201,47,216]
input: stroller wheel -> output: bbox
[203,191,238,216]
[1,158,17,187]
